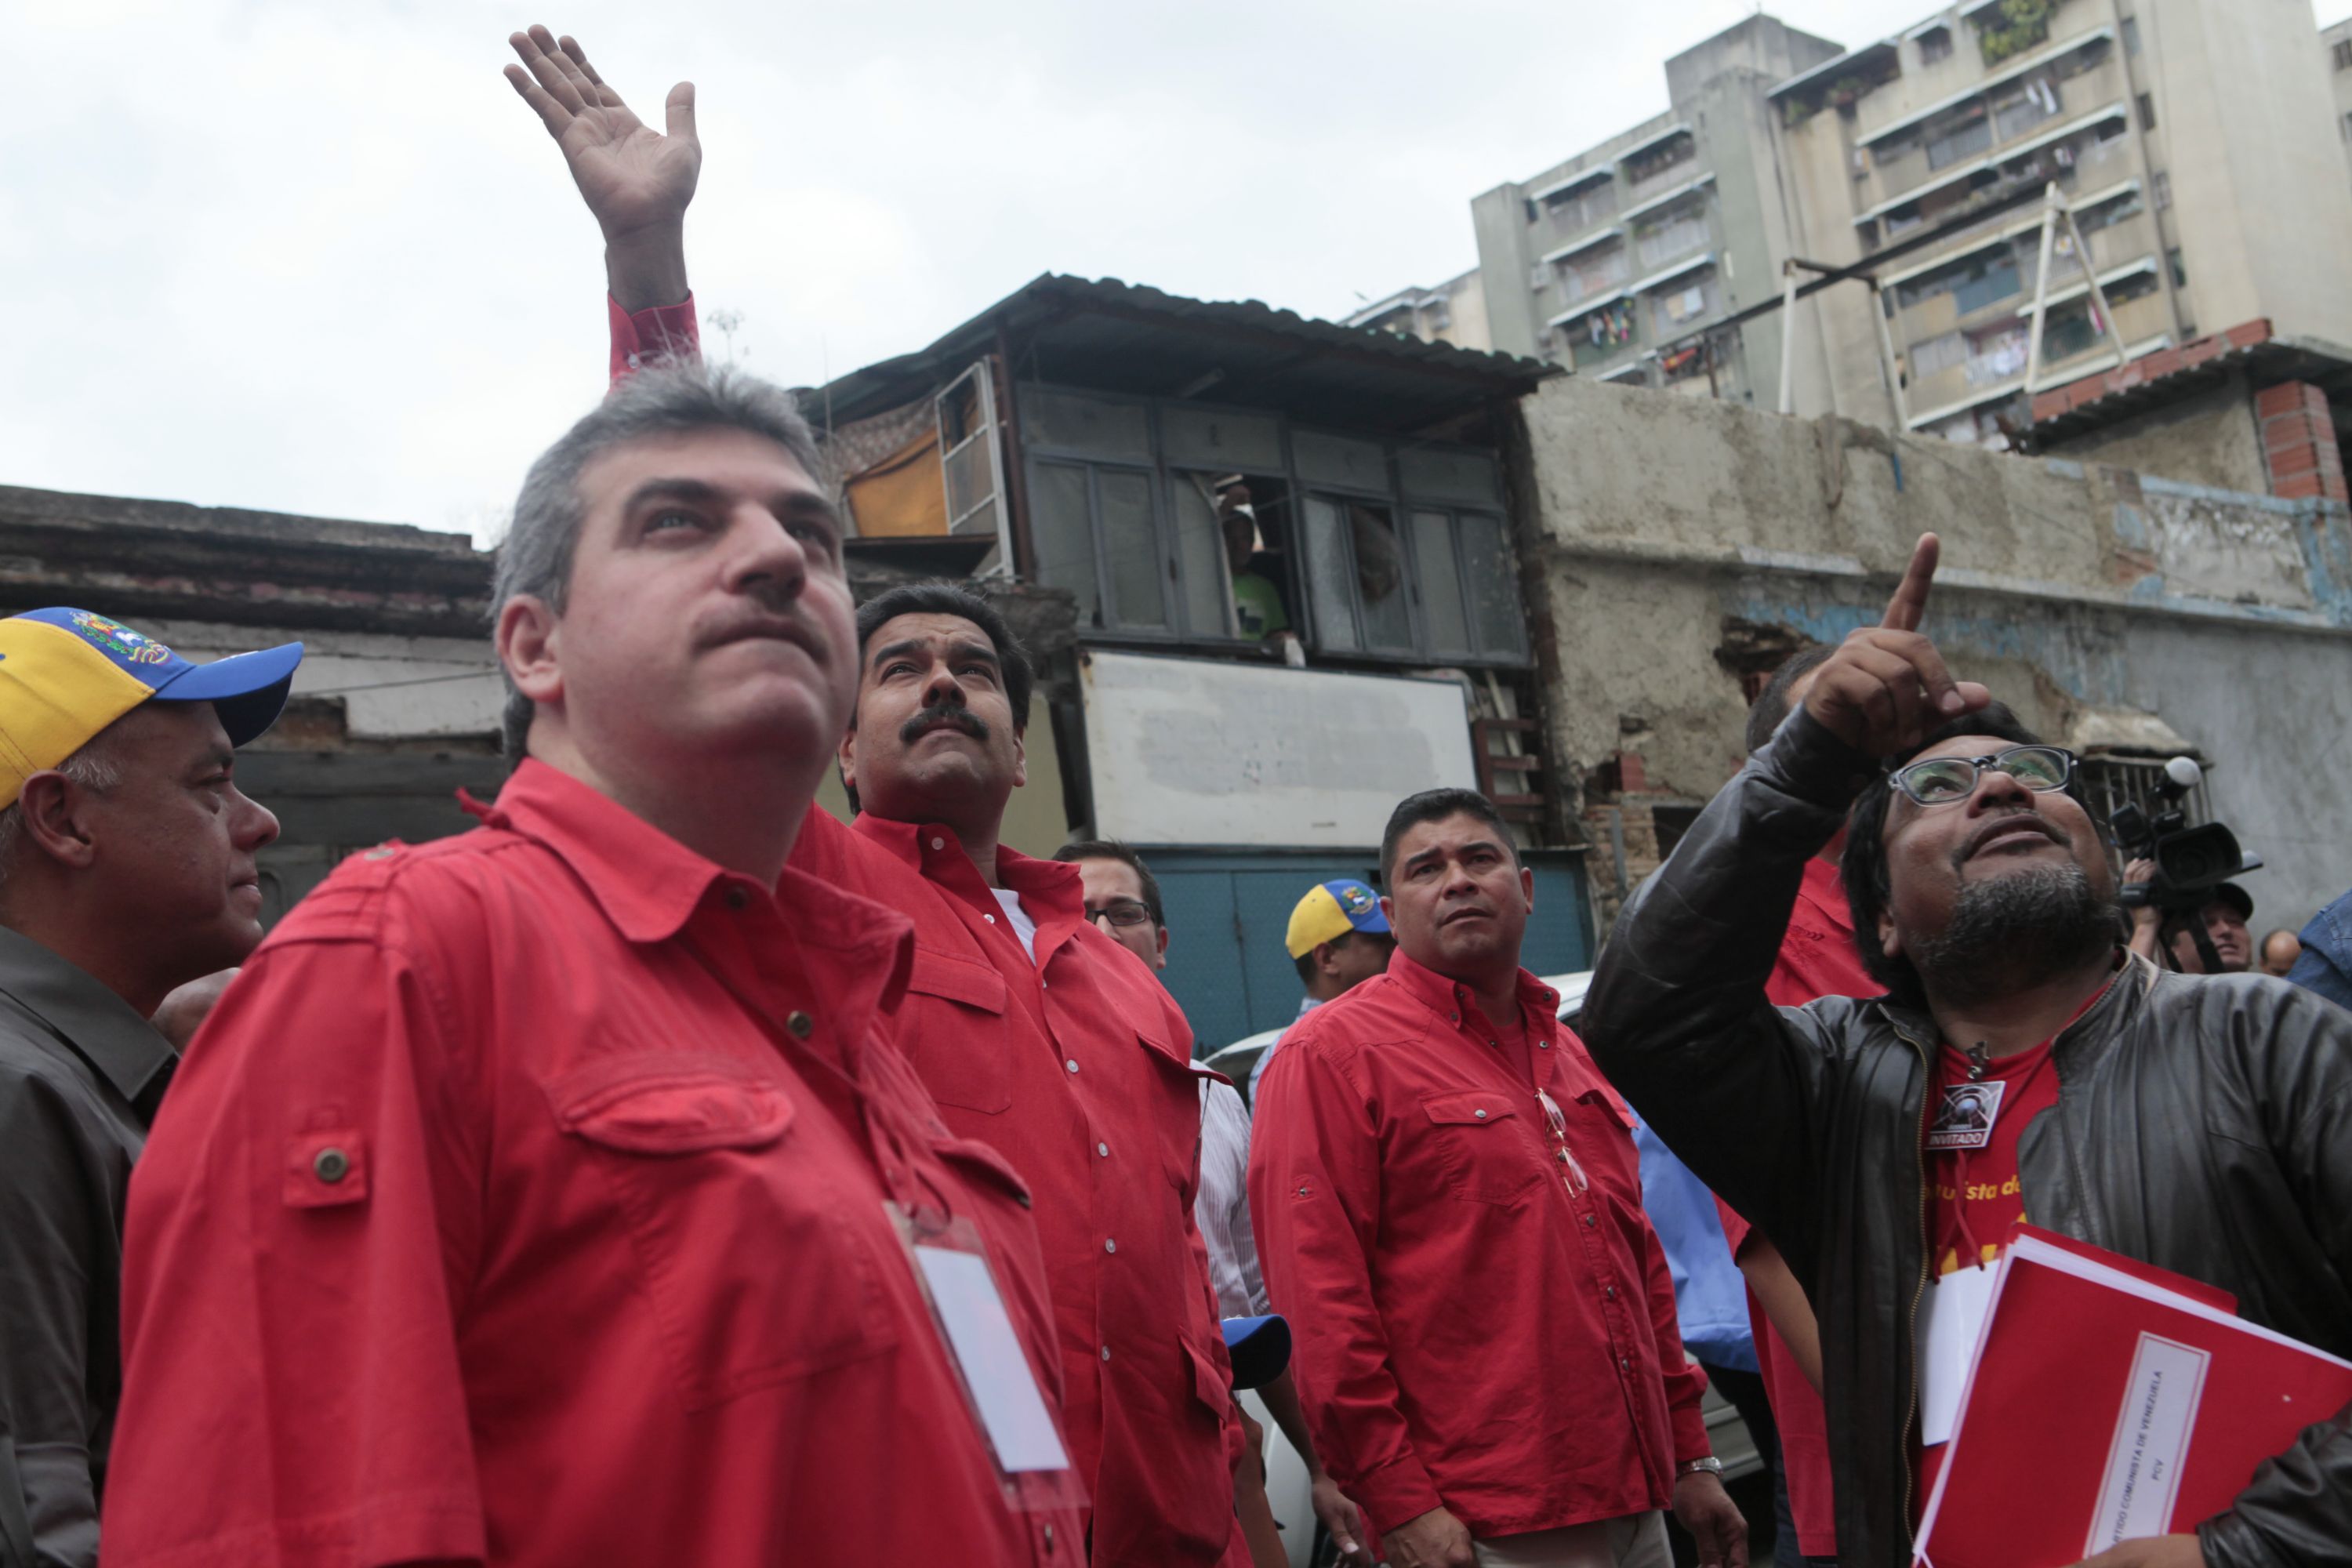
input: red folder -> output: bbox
[1915,1225,2352,1568]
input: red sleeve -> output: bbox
[608,292,701,387]
[1638,1209,1717,1465]
[1246,1036,1443,1534]
[1714,1194,1755,1258]
[102,918,488,1568]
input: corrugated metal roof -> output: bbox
[807,274,1559,434]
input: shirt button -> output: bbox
[1044,1523,1056,1553]
[1473,1109,1487,1120]
[313,1147,350,1184]
[724,886,750,910]
[626,350,641,368]
[1604,1285,1617,1301]
[1620,1355,1632,1371]
[985,913,997,924]
[1097,1142,1110,1157]
[1065,1059,1080,1073]
[1104,1238,1117,1254]
[1539,1040,1551,1049]
[929,837,946,851]
[787,1011,815,1038]
[1100,1345,1112,1362]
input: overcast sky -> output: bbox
[4,1,2344,538]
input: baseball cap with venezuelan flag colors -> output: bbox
[1285,878,1391,959]
[0,609,303,808]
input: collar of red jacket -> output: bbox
[848,812,1086,925]
[1386,946,1562,1028]
[477,760,916,998]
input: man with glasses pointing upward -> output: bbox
[1583,535,2352,1568]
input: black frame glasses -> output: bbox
[1886,743,2077,807]
[1085,900,1156,929]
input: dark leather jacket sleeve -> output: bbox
[1581,705,1872,1284]
[2198,981,2352,1568]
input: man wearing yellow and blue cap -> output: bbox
[1248,878,1393,1105]
[0,606,297,1566]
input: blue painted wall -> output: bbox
[1145,848,1597,1055]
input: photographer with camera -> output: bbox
[1582,536,2352,1568]
[2123,863,2253,975]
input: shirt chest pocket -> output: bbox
[550,1054,901,1412]
[1417,1089,1545,1207]
[897,950,1012,1115]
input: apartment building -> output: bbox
[1463,16,1844,399]
[1342,270,1493,352]
[1359,2,2352,453]
[1775,0,2352,445]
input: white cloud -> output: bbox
[0,0,2336,533]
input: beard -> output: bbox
[1907,862,2118,1005]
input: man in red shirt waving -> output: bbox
[100,362,1083,1566]
[500,31,1247,1563]
[1250,787,1746,1568]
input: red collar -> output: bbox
[1386,947,1562,1029]
[848,814,1085,926]
[474,760,915,1025]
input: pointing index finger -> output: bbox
[1881,532,1940,633]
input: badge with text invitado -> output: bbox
[1926,1080,2007,1152]
[884,1202,1087,1514]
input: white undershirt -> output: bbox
[990,887,1038,960]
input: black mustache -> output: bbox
[902,704,989,746]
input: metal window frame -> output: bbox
[1009,378,1523,668]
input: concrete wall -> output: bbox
[2326,18,2352,193]
[1509,371,2352,927]
[2049,370,2267,493]
[2144,0,2352,347]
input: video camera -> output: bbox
[2107,756,2262,973]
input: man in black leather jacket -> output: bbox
[1583,536,2352,1568]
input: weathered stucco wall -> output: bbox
[2047,374,2269,497]
[1511,374,2352,927]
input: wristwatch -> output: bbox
[1677,1457,1723,1477]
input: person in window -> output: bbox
[1217,477,1298,655]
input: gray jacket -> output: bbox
[1582,708,2352,1568]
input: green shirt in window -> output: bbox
[1232,572,1290,641]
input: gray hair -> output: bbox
[492,361,826,758]
[0,735,125,902]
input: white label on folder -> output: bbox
[1918,1263,2000,1447]
[913,1244,1073,1473]
[2085,1332,2210,1555]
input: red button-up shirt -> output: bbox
[790,806,1243,1566]
[1248,951,1711,1541]
[101,763,1080,1568]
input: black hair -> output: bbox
[1380,787,1517,886]
[1744,645,1838,755]
[1053,838,1163,929]
[1839,701,2069,1005]
[855,580,1035,723]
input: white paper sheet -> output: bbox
[1918,1263,2001,1447]
[913,1245,1073,1473]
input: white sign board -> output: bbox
[1080,651,1480,848]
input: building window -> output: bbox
[2122,16,2142,56]
[2341,111,2352,145]
[1622,131,1697,191]
[1566,299,1639,368]
[2153,170,2172,209]
[2136,93,2158,132]
[1918,24,1954,64]
[1647,270,1720,339]
[2334,38,2352,71]
[1926,102,1995,170]
[1633,200,1711,270]
[2168,248,2188,288]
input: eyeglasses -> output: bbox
[1086,900,1156,929]
[1536,1087,1589,1196]
[1886,744,2076,807]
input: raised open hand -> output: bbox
[505,26,699,263]
[1800,534,1993,758]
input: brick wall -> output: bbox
[2256,380,2349,504]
